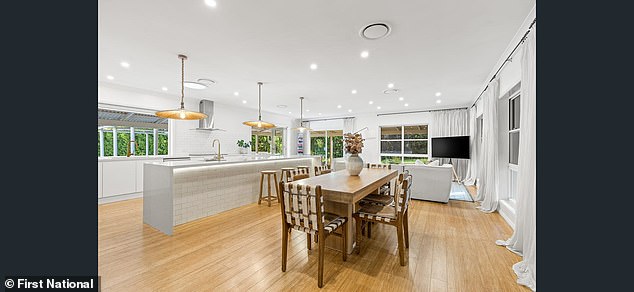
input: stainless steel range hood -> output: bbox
[193,100,225,131]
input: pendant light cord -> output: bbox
[258,82,263,120]
[300,97,304,125]
[180,57,185,109]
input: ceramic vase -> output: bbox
[346,154,363,176]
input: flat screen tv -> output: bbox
[431,136,470,159]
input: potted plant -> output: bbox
[343,132,365,175]
[237,139,251,154]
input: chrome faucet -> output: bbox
[212,139,221,160]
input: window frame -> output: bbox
[508,90,521,201]
[379,124,429,164]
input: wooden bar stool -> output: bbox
[259,170,279,207]
[280,167,295,183]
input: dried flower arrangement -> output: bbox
[344,132,365,154]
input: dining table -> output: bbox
[292,167,398,254]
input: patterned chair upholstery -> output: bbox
[354,173,412,266]
[278,182,348,288]
[361,163,394,205]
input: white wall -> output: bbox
[98,83,293,157]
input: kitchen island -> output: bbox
[143,155,321,235]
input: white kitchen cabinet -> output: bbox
[102,161,137,197]
[98,162,103,198]
[136,159,161,192]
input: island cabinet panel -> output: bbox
[136,159,161,193]
[102,161,137,197]
[98,162,103,198]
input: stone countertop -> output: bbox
[146,155,320,169]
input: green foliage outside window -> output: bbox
[103,131,114,156]
[117,131,130,156]
[274,136,283,154]
[251,134,271,152]
[157,134,168,155]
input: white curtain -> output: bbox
[343,118,355,134]
[430,109,470,180]
[476,77,500,212]
[463,106,478,185]
[495,25,536,291]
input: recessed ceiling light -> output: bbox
[360,23,391,40]
[404,103,409,107]
[318,113,322,115]
[387,83,394,88]
[242,100,247,104]
[204,0,217,8]
[276,104,287,108]
[234,91,239,96]
[368,101,374,105]
[436,99,442,104]
[310,63,318,70]
[288,111,292,114]
[435,92,442,97]
[360,51,369,58]
[120,61,130,68]
[337,105,342,109]
[398,97,404,101]
[306,109,310,112]
[348,109,352,113]
[184,81,207,89]
[377,106,382,110]
[161,87,168,91]
[351,89,357,94]
[106,75,114,80]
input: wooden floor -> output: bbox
[98,186,528,291]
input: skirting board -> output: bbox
[98,192,143,204]
[498,199,516,229]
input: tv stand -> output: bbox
[448,158,461,183]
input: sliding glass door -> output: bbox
[310,129,343,166]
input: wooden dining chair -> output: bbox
[292,173,309,181]
[354,173,412,266]
[278,182,348,288]
[360,170,412,238]
[314,165,332,176]
[359,163,394,237]
[366,163,391,170]
[288,168,309,181]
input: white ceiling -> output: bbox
[98,0,535,119]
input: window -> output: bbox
[509,95,520,165]
[97,108,168,157]
[310,130,343,166]
[380,125,429,164]
[251,130,271,153]
[508,92,520,200]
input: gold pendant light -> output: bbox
[242,82,276,129]
[156,54,208,120]
[293,96,312,132]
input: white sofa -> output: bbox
[401,164,453,203]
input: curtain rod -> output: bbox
[470,18,536,109]
[377,107,468,117]
[303,116,355,122]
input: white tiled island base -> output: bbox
[143,156,320,235]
